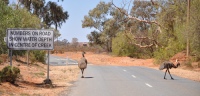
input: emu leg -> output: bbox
[167,69,174,80]
[164,69,167,79]
[81,69,84,78]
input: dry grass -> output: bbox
[0,57,79,96]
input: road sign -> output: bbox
[6,28,54,50]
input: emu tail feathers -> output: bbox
[159,64,165,70]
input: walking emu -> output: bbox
[78,51,87,78]
[159,59,180,80]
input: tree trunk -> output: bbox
[186,0,190,59]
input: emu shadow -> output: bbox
[83,77,94,79]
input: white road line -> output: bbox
[145,83,153,88]
[123,70,127,72]
[57,59,67,60]
[132,75,136,78]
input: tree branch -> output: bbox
[111,1,161,26]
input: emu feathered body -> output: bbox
[159,59,180,79]
[78,57,87,69]
[78,52,87,78]
[159,61,177,70]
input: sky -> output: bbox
[49,0,112,42]
[9,0,126,42]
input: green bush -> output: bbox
[0,66,20,84]
[112,32,136,57]
[29,52,37,65]
[154,37,185,64]
[29,50,46,64]
[33,50,46,63]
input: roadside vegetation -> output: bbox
[81,0,200,66]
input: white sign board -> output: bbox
[6,29,54,50]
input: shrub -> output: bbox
[112,32,136,57]
[33,50,46,63]
[0,66,20,84]
[29,50,46,64]
[29,52,37,65]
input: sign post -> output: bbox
[6,28,54,84]
[9,50,12,66]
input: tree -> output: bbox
[189,0,200,61]
[19,0,32,11]
[71,38,78,51]
[44,1,69,30]
[112,0,160,49]
[87,31,103,47]
[0,0,40,56]
[2,0,9,5]
[82,1,121,52]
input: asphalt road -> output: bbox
[64,65,200,96]
[45,54,78,66]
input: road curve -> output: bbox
[61,65,200,96]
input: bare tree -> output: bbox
[111,0,162,48]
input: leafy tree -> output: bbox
[71,38,78,47]
[0,1,41,57]
[190,0,200,61]
[82,1,121,52]
[87,30,103,47]
[44,1,69,30]
[1,0,9,5]
[153,0,187,62]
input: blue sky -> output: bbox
[9,0,125,42]
[49,0,112,42]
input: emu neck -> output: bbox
[82,54,85,57]
[173,64,179,68]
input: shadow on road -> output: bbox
[83,77,94,79]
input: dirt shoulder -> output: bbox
[0,57,79,96]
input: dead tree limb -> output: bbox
[111,0,161,48]
[111,1,161,27]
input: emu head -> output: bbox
[82,51,86,54]
[175,59,180,67]
[82,51,86,57]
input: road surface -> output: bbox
[45,54,78,66]
[62,65,200,96]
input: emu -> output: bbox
[78,51,87,78]
[159,59,180,80]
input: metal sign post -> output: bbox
[27,50,29,66]
[9,49,12,66]
[47,50,50,80]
